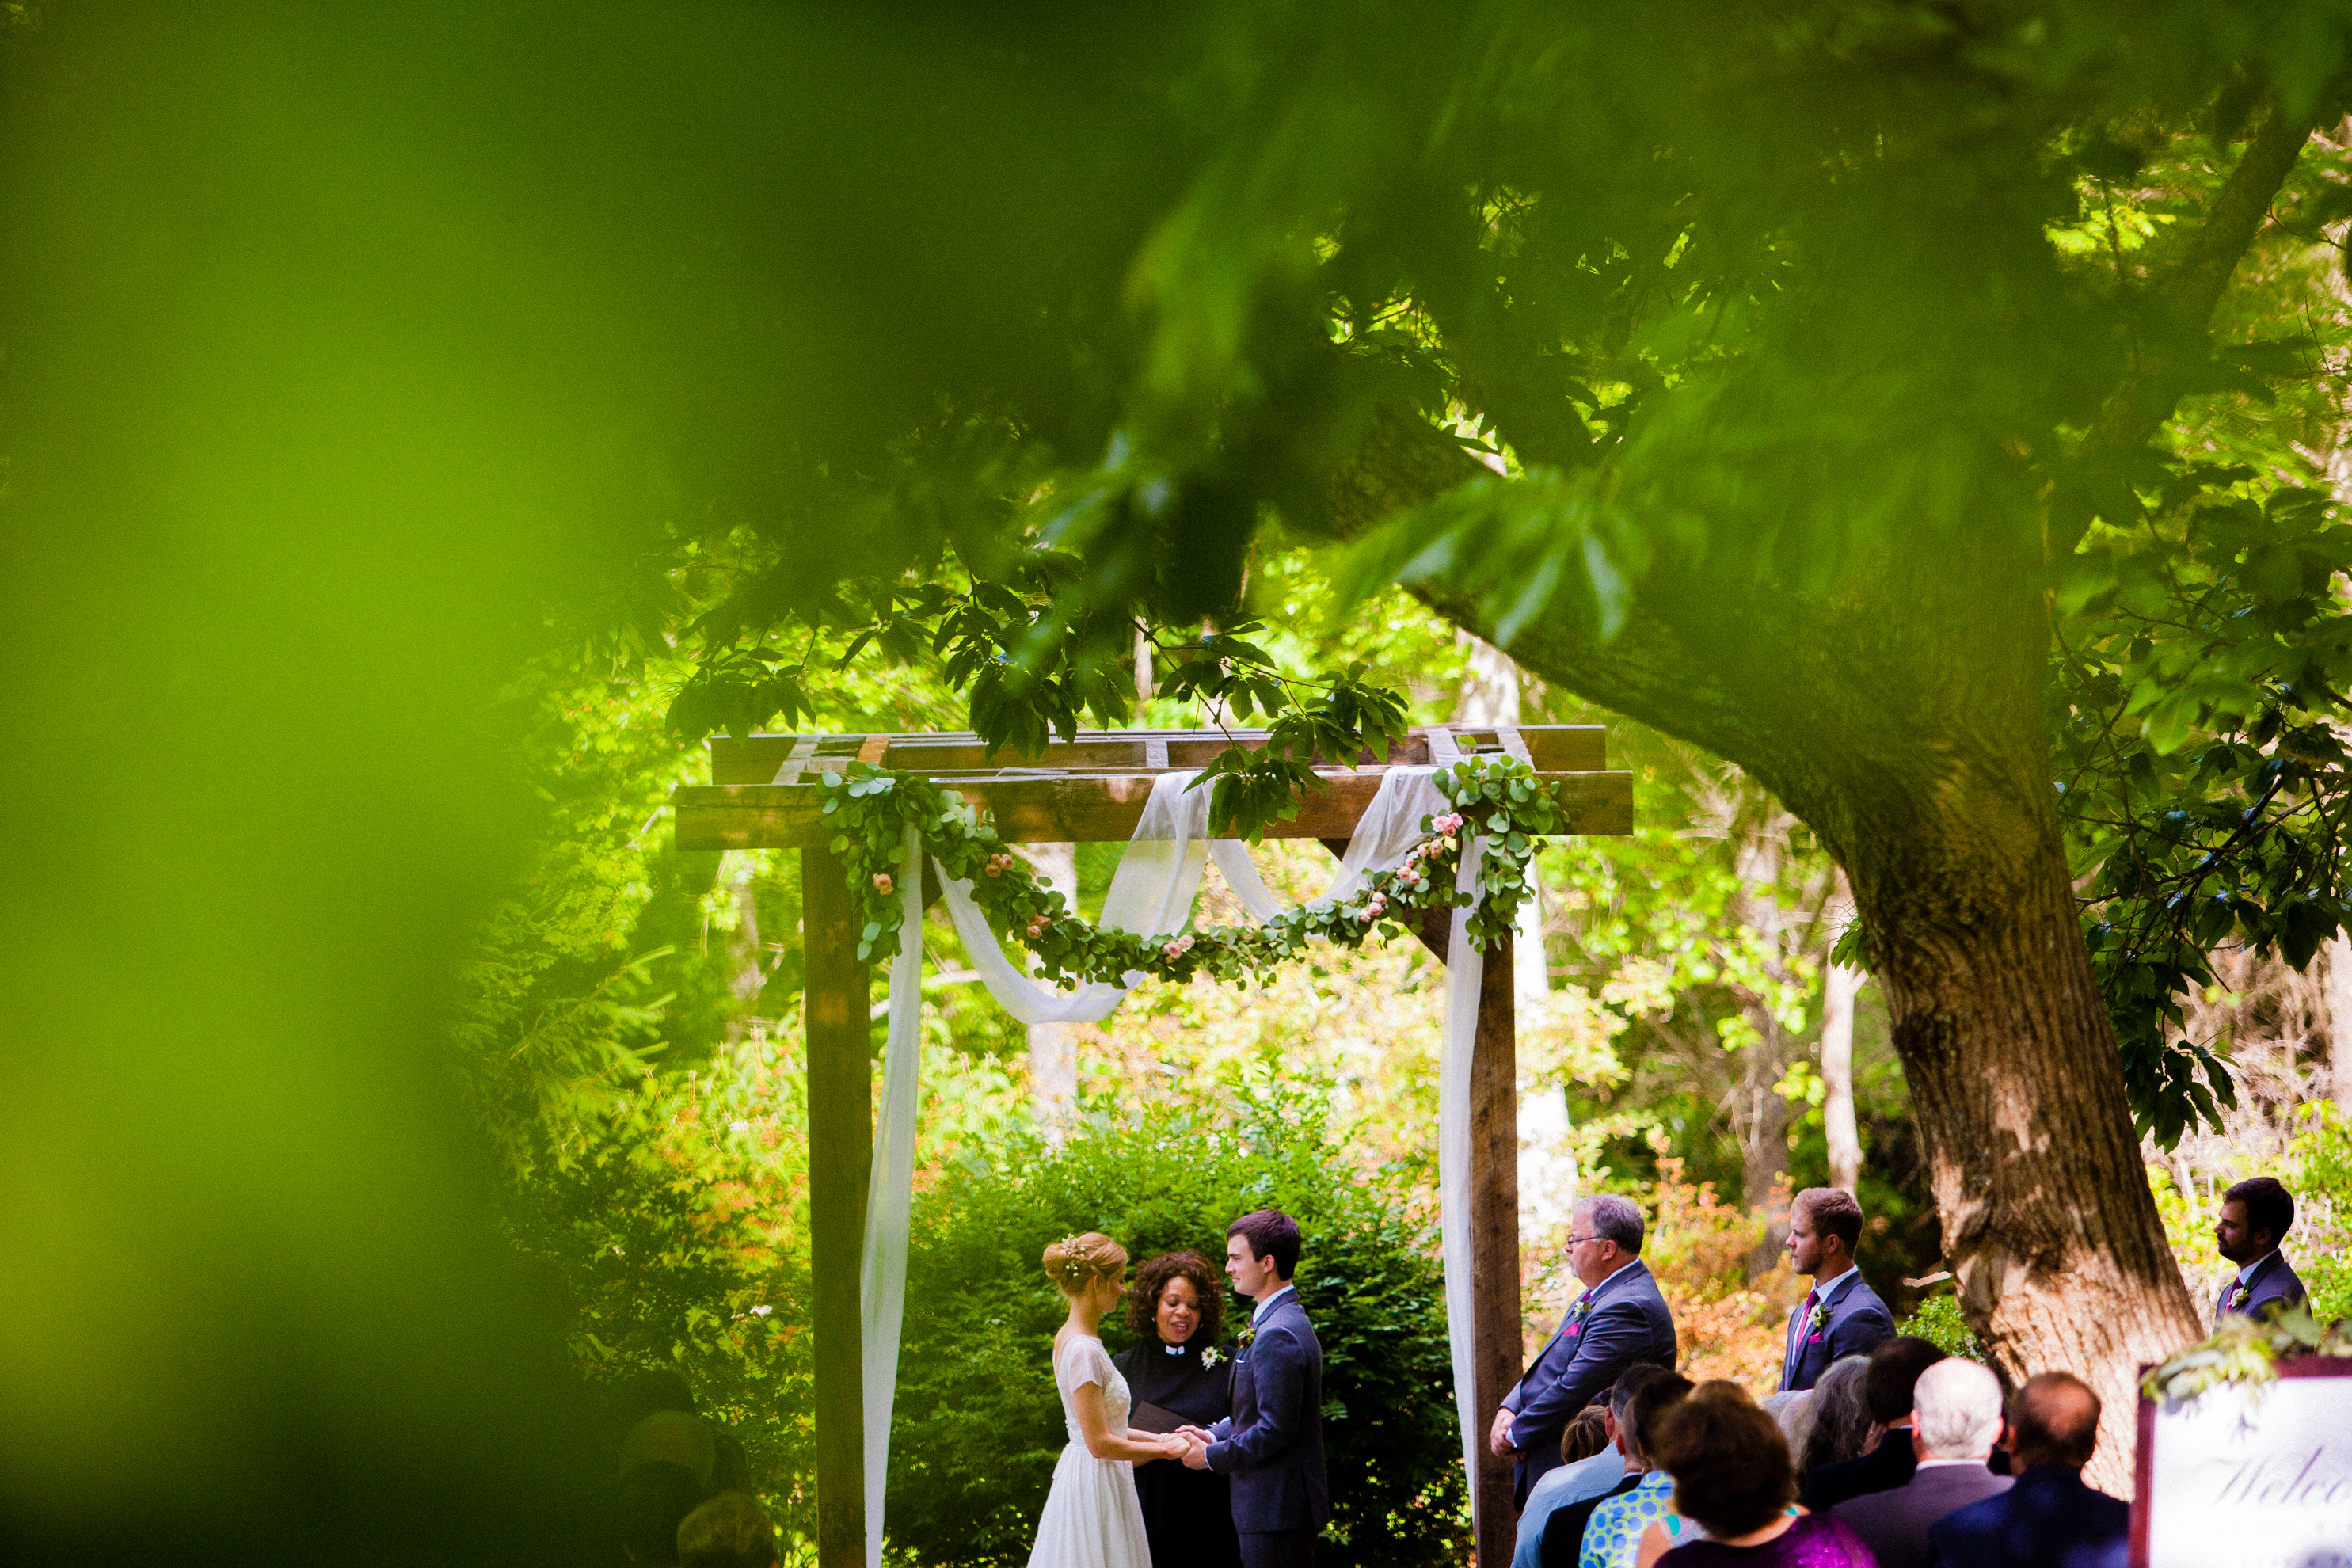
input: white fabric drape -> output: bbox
[1437,835,1487,1499]
[856,766,1485,1568]
[859,827,926,1568]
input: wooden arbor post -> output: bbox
[676,725,1631,1568]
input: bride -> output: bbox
[1029,1233,1187,1568]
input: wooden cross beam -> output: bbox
[673,725,1633,1568]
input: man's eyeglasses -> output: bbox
[1566,1235,1604,1246]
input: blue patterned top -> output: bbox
[1580,1471,1675,1568]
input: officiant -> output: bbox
[1115,1250,1244,1568]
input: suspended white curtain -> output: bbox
[856,767,1486,1568]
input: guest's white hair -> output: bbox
[1760,1389,1810,1448]
[1912,1357,2004,1458]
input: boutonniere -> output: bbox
[1565,1297,1593,1338]
[2228,1282,2251,1311]
[1200,1345,1226,1369]
[1237,1324,1256,1349]
[1806,1301,1829,1343]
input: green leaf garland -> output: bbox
[820,755,1569,976]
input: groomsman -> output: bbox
[1779,1187,1894,1393]
[2213,1175,2306,1319]
[1489,1194,1677,1509]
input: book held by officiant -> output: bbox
[1128,1399,1187,1436]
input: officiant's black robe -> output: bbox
[1114,1337,1243,1568]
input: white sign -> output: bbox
[2135,1366,2352,1568]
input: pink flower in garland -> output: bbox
[873,873,894,896]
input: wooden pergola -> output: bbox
[675,724,1632,1568]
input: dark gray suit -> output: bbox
[1208,1288,1327,1568]
[1503,1259,1677,1508]
[1832,1461,2011,1568]
[1778,1268,1893,1392]
[1930,1464,2128,1568]
[2215,1249,2307,1319]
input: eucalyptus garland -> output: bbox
[818,754,1571,980]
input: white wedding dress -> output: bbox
[1026,1334,1154,1568]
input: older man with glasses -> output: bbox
[1487,1194,1678,1510]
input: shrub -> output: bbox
[1896,1293,1984,1362]
[885,1094,1468,1568]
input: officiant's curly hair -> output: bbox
[1041,1232,1129,1295]
[1126,1250,1225,1346]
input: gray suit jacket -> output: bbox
[2215,1249,2307,1319]
[1504,1259,1677,1505]
[1833,1461,2011,1568]
[1208,1290,1329,1535]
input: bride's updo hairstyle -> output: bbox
[1041,1232,1129,1296]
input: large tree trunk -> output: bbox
[1323,410,2204,1493]
[1315,101,2317,1489]
[1849,798,2196,1489]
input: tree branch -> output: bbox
[2087,97,2319,453]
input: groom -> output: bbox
[1178,1209,1329,1568]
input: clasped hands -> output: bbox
[1168,1425,1214,1469]
[1487,1406,1521,1460]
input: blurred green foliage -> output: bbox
[21,0,2351,1555]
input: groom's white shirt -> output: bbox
[1251,1284,1297,1323]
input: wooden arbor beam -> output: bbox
[683,725,1627,1568]
[677,725,1628,852]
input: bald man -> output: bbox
[1929,1372,2128,1568]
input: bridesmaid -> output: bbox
[1113,1250,1244,1568]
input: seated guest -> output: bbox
[1497,1195,1680,1508]
[1802,1335,1947,1509]
[678,1492,779,1568]
[1759,1391,1809,1451]
[1833,1358,2011,1568]
[1792,1356,1871,1478]
[2214,1174,2307,1320]
[1515,1402,1626,1568]
[619,1460,708,1566]
[1565,1371,1695,1568]
[1930,1372,2129,1568]
[1646,1387,1874,1566]
[1563,1405,1612,1463]
[1538,1368,1685,1568]
[1778,1189,1894,1392]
